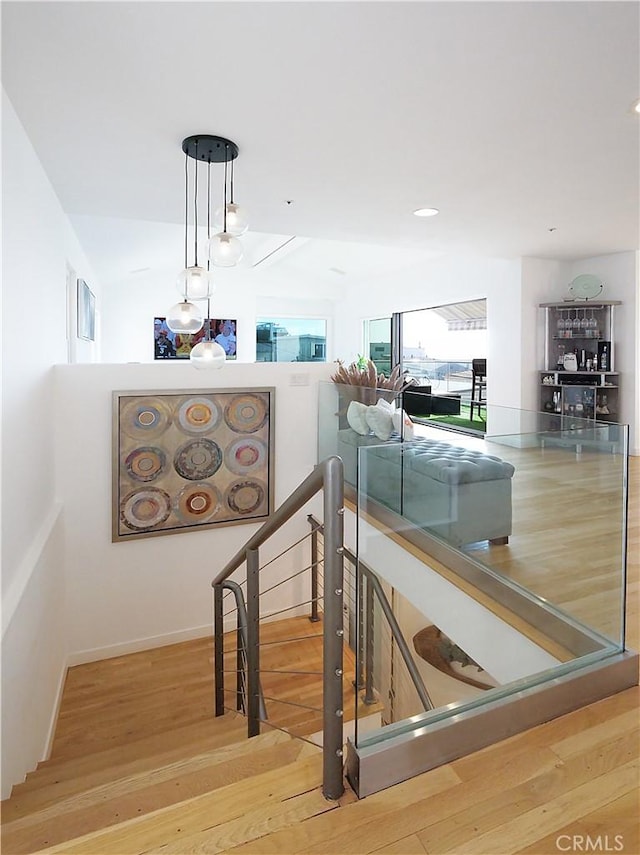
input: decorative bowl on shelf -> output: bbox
[568,274,603,301]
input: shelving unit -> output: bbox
[539,300,621,452]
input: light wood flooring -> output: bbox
[1,460,637,855]
[409,423,634,646]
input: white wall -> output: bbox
[1,90,102,797]
[54,361,332,661]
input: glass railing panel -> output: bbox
[318,382,405,490]
[399,361,485,433]
[353,409,628,746]
[402,359,473,397]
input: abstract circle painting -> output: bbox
[174,438,223,480]
[223,394,268,434]
[115,389,272,540]
[120,488,171,530]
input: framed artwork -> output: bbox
[112,388,274,541]
[77,278,96,341]
[154,318,237,360]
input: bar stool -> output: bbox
[470,359,486,420]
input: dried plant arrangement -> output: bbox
[330,357,411,392]
[331,358,414,416]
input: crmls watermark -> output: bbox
[555,835,625,852]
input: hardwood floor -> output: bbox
[1,460,637,855]
[409,422,633,646]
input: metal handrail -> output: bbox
[216,580,267,721]
[212,460,334,586]
[307,515,434,713]
[212,456,345,801]
[353,552,434,712]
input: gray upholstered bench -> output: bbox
[337,429,515,547]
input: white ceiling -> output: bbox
[2,1,639,287]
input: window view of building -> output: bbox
[256,317,327,363]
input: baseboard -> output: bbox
[67,623,213,667]
[66,605,315,667]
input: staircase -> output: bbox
[0,618,371,855]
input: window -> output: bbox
[256,317,327,363]
[364,317,392,374]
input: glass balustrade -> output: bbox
[317,383,629,753]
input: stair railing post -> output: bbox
[246,547,261,737]
[213,585,224,717]
[354,560,365,690]
[363,572,376,705]
[308,514,320,622]
[236,620,245,712]
[322,456,345,800]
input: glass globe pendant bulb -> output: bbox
[166,300,204,334]
[213,203,249,236]
[176,265,214,300]
[210,232,243,267]
[190,340,226,370]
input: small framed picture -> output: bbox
[77,278,96,341]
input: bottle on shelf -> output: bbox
[600,345,608,371]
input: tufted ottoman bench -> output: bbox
[338,430,515,546]
[401,442,515,546]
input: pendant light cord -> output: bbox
[205,160,212,341]
[230,156,235,205]
[193,139,199,266]
[183,151,189,274]
[223,144,229,233]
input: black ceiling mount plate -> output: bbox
[181,135,239,162]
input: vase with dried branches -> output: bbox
[330,357,414,426]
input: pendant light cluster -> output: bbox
[166,135,247,369]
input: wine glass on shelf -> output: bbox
[557,311,565,336]
[572,309,581,333]
[580,308,589,331]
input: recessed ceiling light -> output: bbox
[633,98,640,115]
[413,207,439,217]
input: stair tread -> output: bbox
[1,733,310,854]
[10,715,246,796]
[1,727,288,824]
[36,751,325,854]
[142,785,333,855]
